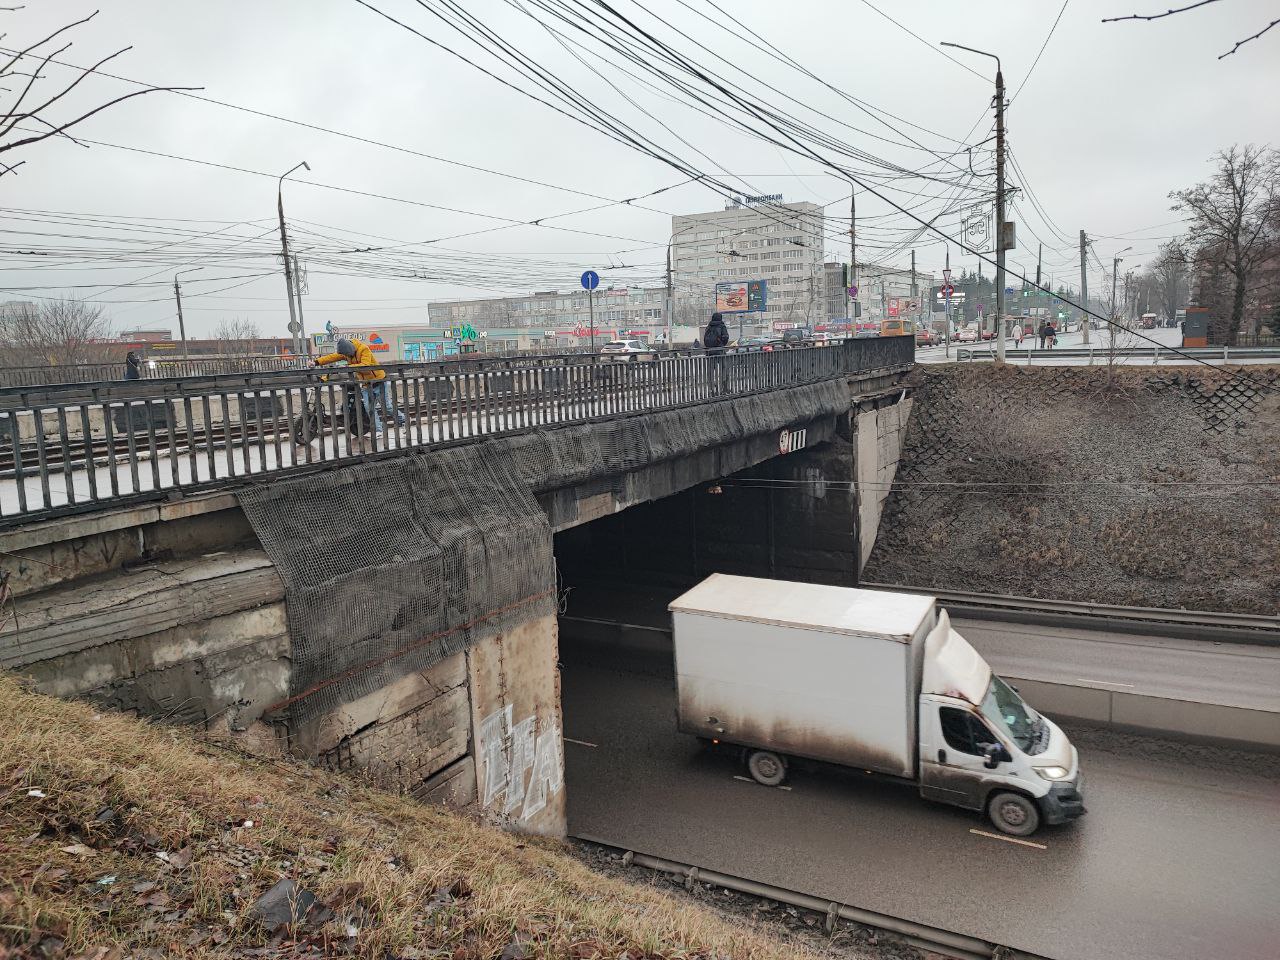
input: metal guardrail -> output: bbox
[860,582,1280,646]
[957,344,1280,363]
[0,354,307,387]
[0,336,914,526]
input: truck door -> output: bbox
[918,698,1001,811]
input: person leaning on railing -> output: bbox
[313,337,387,452]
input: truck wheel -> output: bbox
[988,792,1040,837]
[747,750,787,787]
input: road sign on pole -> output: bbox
[847,285,858,298]
[580,270,600,291]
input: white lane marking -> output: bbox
[1074,678,1136,687]
[969,828,1047,849]
[733,775,792,791]
[563,737,598,748]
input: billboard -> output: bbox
[887,298,901,318]
[715,279,768,314]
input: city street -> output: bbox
[916,325,1194,364]
[562,649,1280,960]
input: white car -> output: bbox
[956,326,979,343]
[599,339,657,361]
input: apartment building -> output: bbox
[671,199,825,333]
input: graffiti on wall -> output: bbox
[477,704,564,821]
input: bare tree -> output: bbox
[0,10,195,177]
[211,317,261,354]
[1143,242,1189,323]
[0,298,113,366]
[1102,2,1279,59]
[1171,145,1280,340]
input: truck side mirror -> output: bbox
[982,742,1003,769]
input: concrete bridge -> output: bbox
[0,339,914,836]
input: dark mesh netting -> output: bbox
[239,378,846,724]
[239,443,554,725]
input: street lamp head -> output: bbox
[301,161,311,171]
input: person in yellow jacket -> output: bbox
[314,337,386,451]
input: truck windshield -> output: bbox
[980,675,1045,753]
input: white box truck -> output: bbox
[670,574,1086,836]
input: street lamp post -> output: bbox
[277,161,310,356]
[941,42,1006,363]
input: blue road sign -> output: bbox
[581,270,600,291]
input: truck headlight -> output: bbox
[1035,765,1070,781]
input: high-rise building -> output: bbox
[671,199,824,335]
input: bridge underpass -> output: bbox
[0,340,913,839]
[549,436,1280,960]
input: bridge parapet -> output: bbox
[0,337,913,527]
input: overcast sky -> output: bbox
[5,0,1279,336]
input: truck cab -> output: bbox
[917,611,1084,835]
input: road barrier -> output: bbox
[957,344,1280,363]
[0,337,915,526]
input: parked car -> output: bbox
[738,337,784,352]
[599,339,657,361]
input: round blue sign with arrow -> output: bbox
[581,270,600,291]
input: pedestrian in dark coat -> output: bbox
[702,312,729,355]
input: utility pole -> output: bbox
[292,255,308,355]
[943,43,1008,359]
[993,65,1007,361]
[847,191,856,324]
[276,161,309,356]
[910,248,918,330]
[1079,230,1090,345]
[944,246,952,358]
[173,276,189,360]
[665,244,673,347]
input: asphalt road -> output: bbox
[562,650,1280,960]
[560,582,1280,713]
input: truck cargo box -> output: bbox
[670,574,937,779]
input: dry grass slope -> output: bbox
[0,675,812,960]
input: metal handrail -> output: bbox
[0,336,915,525]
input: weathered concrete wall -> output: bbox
[468,616,565,836]
[855,397,913,571]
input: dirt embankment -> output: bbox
[863,364,1280,614]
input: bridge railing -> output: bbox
[0,336,913,525]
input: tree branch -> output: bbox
[0,83,196,154]
[0,40,72,138]
[1218,18,1279,58]
[0,9,94,76]
[1102,0,1221,23]
[0,44,133,138]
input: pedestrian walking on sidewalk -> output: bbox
[1012,323,1024,348]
